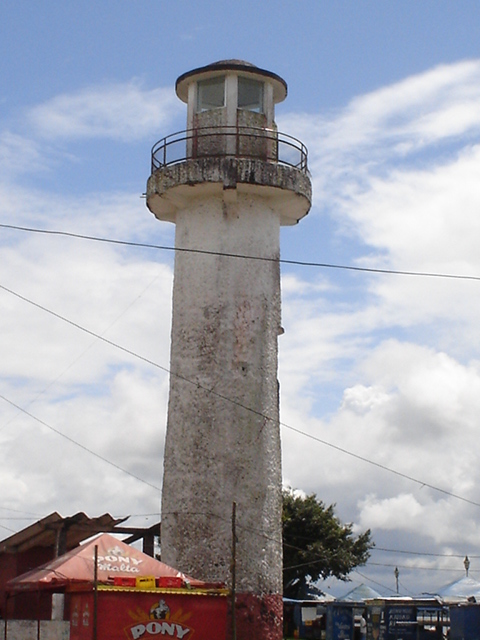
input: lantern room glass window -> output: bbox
[238,77,264,113]
[196,76,225,112]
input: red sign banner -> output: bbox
[70,589,228,640]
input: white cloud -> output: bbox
[358,493,424,530]
[3,58,480,594]
[330,60,480,150]
[279,60,480,376]
[0,222,173,382]
[0,175,174,525]
[280,330,480,566]
[280,60,480,230]
[282,59,480,165]
[348,144,480,270]
[0,367,168,518]
[341,385,389,415]
[0,131,45,178]
[28,82,180,142]
[0,72,181,526]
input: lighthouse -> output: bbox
[146,60,311,640]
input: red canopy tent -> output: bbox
[7,533,204,591]
[6,533,229,640]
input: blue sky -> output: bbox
[2,1,480,598]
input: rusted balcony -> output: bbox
[151,126,309,173]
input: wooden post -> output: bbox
[4,592,8,640]
[93,545,98,640]
[231,502,237,640]
[36,590,40,640]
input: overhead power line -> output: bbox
[367,561,460,572]
[4,229,480,560]
[2,222,480,281]
[2,281,480,511]
[353,569,397,595]
[282,422,480,509]
[0,506,43,516]
[372,547,480,559]
[164,509,397,583]
[0,390,160,492]
[0,499,466,573]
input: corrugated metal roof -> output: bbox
[0,512,127,555]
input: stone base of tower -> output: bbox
[226,593,283,640]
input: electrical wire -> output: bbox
[0,506,43,516]
[3,223,480,564]
[2,222,480,281]
[161,509,467,578]
[3,225,480,506]
[0,392,160,492]
[367,562,467,573]
[353,569,397,594]
[161,509,364,569]
[0,503,471,576]
[372,547,480,559]
[2,280,480,510]
[0,270,163,436]
[282,423,480,509]
[2,226,479,586]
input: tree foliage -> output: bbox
[282,490,373,599]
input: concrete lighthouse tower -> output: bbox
[146,60,311,640]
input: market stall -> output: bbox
[6,533,228,640]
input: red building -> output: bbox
[0,511,125,620]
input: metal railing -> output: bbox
[151,126,308,173]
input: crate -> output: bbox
[156,576,184,588]
[113,577,136,587]
[136,576,157,589]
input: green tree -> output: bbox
[282,490,373,599]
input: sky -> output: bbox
[2,0,480,598]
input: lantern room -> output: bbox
[175,59,287,132]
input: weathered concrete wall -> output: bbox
[236,109,270,160]
[147,157,312,226]
[0,620,69,640]
[161,192,283,599]
[193,108,227,158]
